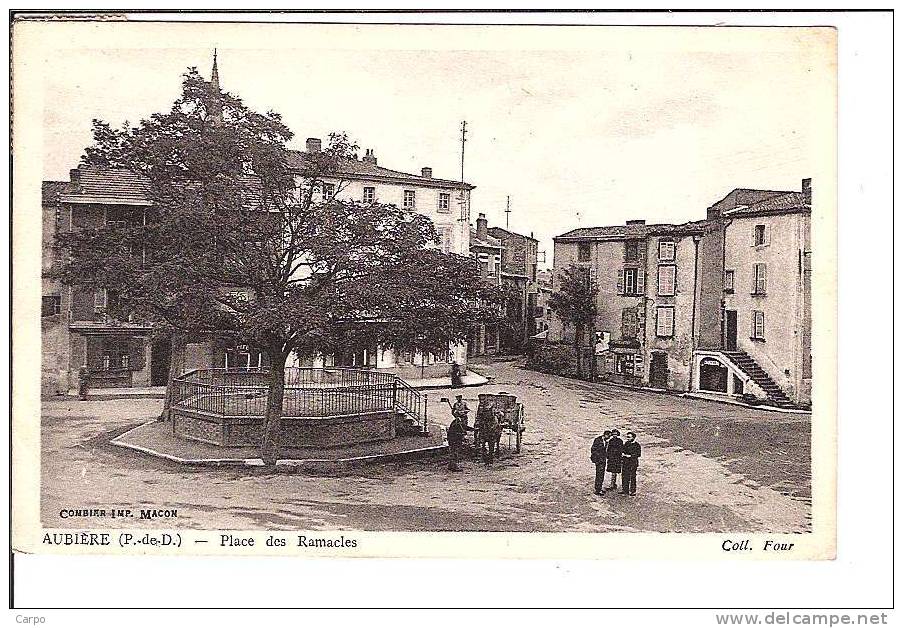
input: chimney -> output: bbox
[306,138,322,153]
[626,219,646,226]
[802,178,812,193]
[362,148,377,165]
[421,167,432,179]
[69,168,81,189]
[476,212,488,241]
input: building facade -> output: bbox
[551,220,705,389]
[692,181,812,407]
[487,225,542,351]
[549,179,812,408]
[467,213,503,357]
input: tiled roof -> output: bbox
[555,220,708,241]
[60,166,152,205]
[723,191,810,216]
[487,226,538,242]
[470,227,502,249]
[287,150,474,190]
[42,181,74,206]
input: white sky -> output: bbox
[40,24,834,268]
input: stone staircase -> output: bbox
[722,350,795,408]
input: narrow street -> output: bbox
[41,360,810,533]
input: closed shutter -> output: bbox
[764,224,770,246]
[638,240,647,264]
[636,270,646,295]
[589,266,597,287]
[751,313,756,338]
[617,269,624,295]
[761,264,767,293]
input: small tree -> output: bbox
[59,66,502,464]
[548,265,598,379]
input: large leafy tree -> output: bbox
[59,66,502,464]
[548,264,598,379]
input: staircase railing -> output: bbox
[392,377,429,434]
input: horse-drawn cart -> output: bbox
[475,391,526,457]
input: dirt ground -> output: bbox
[39,360,810,533]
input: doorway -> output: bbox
[150,338,171,386]
[649,351,668,388]
[725,310,738,351]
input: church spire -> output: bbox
[208,48,223,124]
[211,48,220,91]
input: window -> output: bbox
[752,263,767,295]
[41,295,61,317]
[724,270,735,292]
[657,265,676,296]
[656,306,675,337]
[363,186,375,204]
[658,240,676,261]
[578,242,591,262]
[619,268,644,295]
[621,307,638,339]
[625,240,639,261]
[437,192,450,213]
[403,190,416,209]
[754,224,767,246]
[321,183,335,201]
[751,310,765,340]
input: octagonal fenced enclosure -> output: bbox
[170,367,429,448]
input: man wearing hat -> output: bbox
[590,430,612,495]
[605,429,624,492]
[451,394,471,442]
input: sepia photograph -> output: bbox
[12,14,839,567]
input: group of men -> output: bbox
[590,429,642,496]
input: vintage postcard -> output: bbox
[12,15,837,560]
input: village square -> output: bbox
[38,49,813,534]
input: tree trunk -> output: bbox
[574,322,583,380]
[159,332,187,422]
[260,351,287,466]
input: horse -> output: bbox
[476,409,503,464]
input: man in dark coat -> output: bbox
[620,431,642,496]
[606,429,624,492]
[590,430,612,495]
[446,415,473,472]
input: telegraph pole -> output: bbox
[505,195,511,228]
[460,120,467,183]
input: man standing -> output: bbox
[590,430,611,495]
[620,431,642,496]
[606,429,624,492]
[452,394,471,445]
[446,415,470,472]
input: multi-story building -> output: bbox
[551,219,705,388]
[467,212,502,357]
[487,225,541,350]
[41,168,160,394]
[549,179,812,408]
[693,180,812,407]
[288,138,475,379]
[41,58,481,391]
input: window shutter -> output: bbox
[617,269,624,295]
[764,225,770,246]
[751,226,756,247]
[751,313,756,338]
[751,267,757,293]
[762,264,767,293]
[637,271,646,295]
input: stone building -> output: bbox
[467,213,503,357]
[40,58,478,393]
[487,225,541,351]
[693,180,812,408]
[549,179,812,408]
[551,219,706,388]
